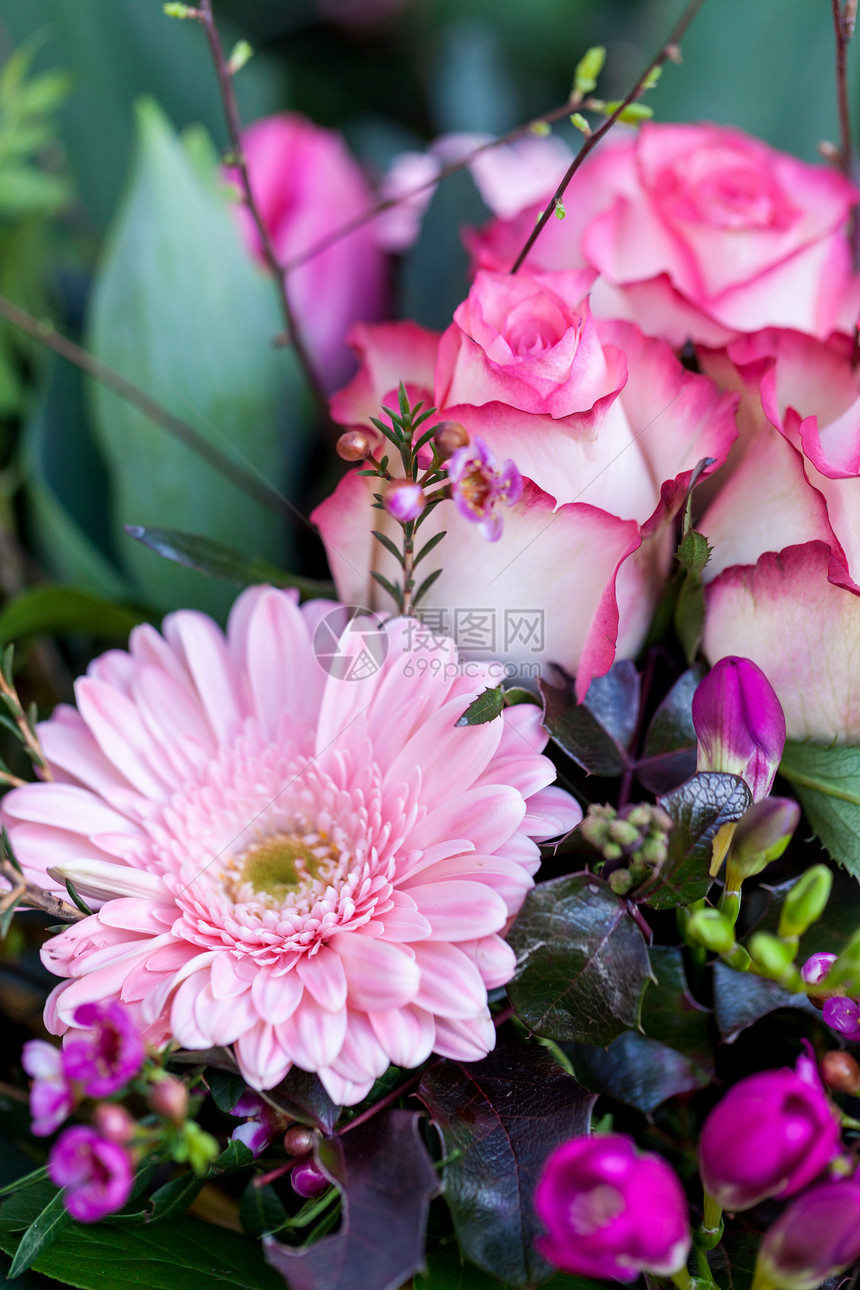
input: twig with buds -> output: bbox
[192,1,331,425]
[509,0,707,274]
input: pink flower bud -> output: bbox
[284,1125,316,1156]
[148,1076,188,1124]
[754,1179,860,1290]
[801,952,837,986]
[692,657,786,801]
[699,1055,841,1211]
[92,1103,136,1144]
[291,1160,330,1198]
[48,1126,133,1223]
[384,480,424,523]
[534,1134,691,1281]
[63,1002,145,1098]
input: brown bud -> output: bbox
[148,1075,189,1124]
[821,1050,860,1094]
[433,420,469,459]
[92,1102,136,1144]
[284,1124,317,1156]
[336,429,373,462]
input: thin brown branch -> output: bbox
[509,0,708,274]
[0,294,291,518]
[0,663,52,779]
[833,0,855,177]
[0,857,86,924]
[279,100,581,275]
[195,1,331,424]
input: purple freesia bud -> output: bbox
[753,1179,860,1290]
[534,1134,691,1281]
[448,436,523,541]
[291,1160,330,1199]
[801,952,837,986]
[62,1002,145,1098]
[48,1126,133,1222]
[21,1040,74,1137]
[822,996,860,1041]
[384,480,424,523]
[230,1090,288,1158]
[692,656,786,801]
[699,1055,841,1211]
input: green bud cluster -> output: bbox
[580,802,673,895]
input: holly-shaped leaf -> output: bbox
[539,662,640,777]
[635,665,704,794]
[418,1045,595,1288]
[645,772,751,910]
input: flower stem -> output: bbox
[695,1192,724,1250]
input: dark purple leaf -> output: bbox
[635,665,704,794]
[645,772,752,910]
[712,961,816,1042]
[506,873,651,1046]
[265,1111,438,1290]
[539,662,640,777]
[265,1068,339,1133]
[418,1045,595,1288]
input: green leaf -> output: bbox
[266,1111,438,1290]
[125,527,333,601]
[0,1180,284,1290]
[455,687,504,727]
[0,586,146,644]
[370,530,405,568]
[645,772,752,910]
[7,1188,72,1278]
[539,662,640,777]
[206,1068,247,1116]
[239,1181,286,1238]
[418,1046,595,1288]
[673,530,712,663]
[506,873,652,1045]
[0,167,71,217]
[212,1140,254,1174]
[111,1172,204,1225]
[779,741,860,876]
[0,1166,48,1200]
[87,97,308,617]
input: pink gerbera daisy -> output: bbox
[2,588,580,1105]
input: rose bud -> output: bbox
[752,1179,860,1290]
[692,657,786,801]
[699,1052,841,1211]
[534,1134,691,1281]
[291,1160,330,1199]
[384,480,424,523]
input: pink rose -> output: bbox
[227,113,387,391]
[470,124,859,347]
[698,328,860,740]
[313,270,737,696]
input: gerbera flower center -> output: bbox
[234,831,339,901]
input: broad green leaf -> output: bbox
[0,1179,283,1290]
[455,686,504,727]
[418,1046,595,1288]
[125,526,333,601]
[779,742,860,877]
[7,1188,71,1277]
[266,1110,438,1290]
[506,873,651,1045]
[206,1067,247,1116]
[0,586,146,644]
[239,1181,287,1239]
[646,772,752,910]
[87,97,308,618]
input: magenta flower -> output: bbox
[754,1179,860,1290]
[21,1040,74,1137]
[822,996,860,1042]
[62,1002,145,1097]
[534,1134,691,1281]
[291,1160,330,1198]
[447,437,523,541]
[692,656,786,801]
[2,588,580,1104]
[699,1053,841,1210]
[48,1126,133,1222]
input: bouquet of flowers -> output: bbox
[2,1,860,1288]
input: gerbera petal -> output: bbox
[369,1004,436,1068]
[296,946,348,1012]
[412,943,489,1019]
[409,880,509,940]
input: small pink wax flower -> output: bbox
[534,1134,691,1281]
[21,1040,74,1137]
[48,1126,133,1222]
[62,1002,146,1098]
[384,480,424,523]
[448,437,523,541]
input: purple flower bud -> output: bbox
[291,1160,330,1198]
[21,1040,75,1138]
[448,437,523,541]
[229,1090,288,1157]
[822,995,860,1041]
[801,952,837,986]
[148,1076,188,1125]
[534,1134,691,1281]
[384,480,424,523]
[62,1002,145,1097]
[699,1056,841,1211]
[48,1126,133,1223]
[754,1179,860,1290]
[92,1103,136,1145]
[692,657,786,801]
